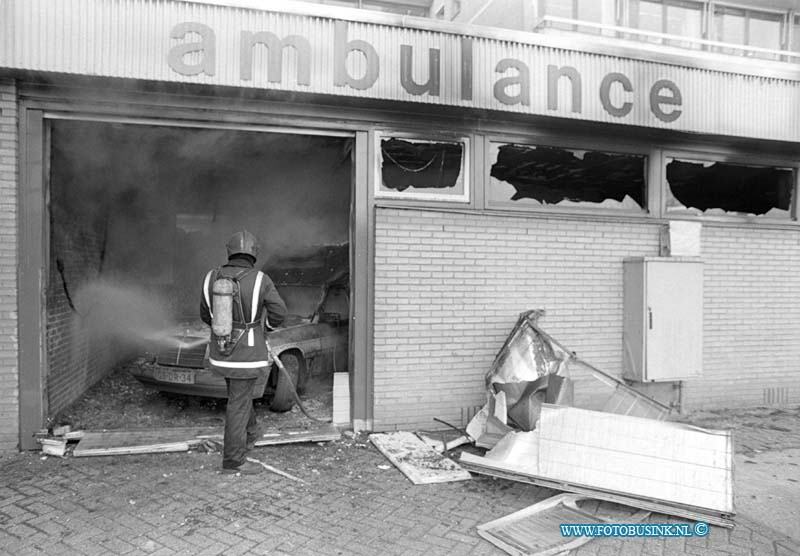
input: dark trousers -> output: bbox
[222,377,259,469]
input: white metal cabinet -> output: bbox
[622,257,703,382]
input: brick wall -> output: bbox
[373,207,662,431]
[0,79,19,451]
[683,225,800,409]
[46,167,112,417]
[373,207,800,431]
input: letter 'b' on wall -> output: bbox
[334,21,379,90]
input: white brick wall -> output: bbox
[373,207,800,431]
[0,79,18,451]
[373,207,662,431]
[684,225,800,409]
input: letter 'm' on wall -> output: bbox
[168,22,216,76]
[400,45,441,96]
[334,21,379,90]
[494,58,530,106]
[600,72,633,118]
[547,65,582,113]
[240,31,311,84]
[650,80,683,123]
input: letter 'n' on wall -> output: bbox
[547,65,582,113]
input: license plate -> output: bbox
[154,368,196,384]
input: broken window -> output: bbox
[377,136,469,202]
[665,158,795,219]
[488,143,646,211]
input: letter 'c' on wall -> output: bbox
[168,22,216,76]
[599,72,633,118]
[650,79,683,122]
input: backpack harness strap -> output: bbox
[209,267,265,350]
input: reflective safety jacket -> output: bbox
[200,257,287,379]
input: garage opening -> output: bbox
[46,119,352,429]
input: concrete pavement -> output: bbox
[2,413,800,556]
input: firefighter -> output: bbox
[200,230,287,475]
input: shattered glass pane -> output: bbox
[489,143,646,210]
[666,159,795,219]
[379,138,465,197]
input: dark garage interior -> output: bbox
[46,120,353,422]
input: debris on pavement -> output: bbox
[416,431,471,453]
[460,309,734,535]
[245,457,306,483]
[461,404,735,527]
[369,431,471,484]
[52,424,71,437]
[197,422,340,447]
[477,493,650,556]
[34,424,340,458]
[73,430,193,457]
[38,438,68,458]
[468,309,670,449]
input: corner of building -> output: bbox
[0,77,19,452]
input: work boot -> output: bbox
[221,460,263,475]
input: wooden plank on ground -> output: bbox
[459,453,734,528]
[196,423,341,446]
[370,431,471,485]
[74,424,340,457]
[72,427,220,457]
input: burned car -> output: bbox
[129,246,349,412]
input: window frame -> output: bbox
[631,0,706,36]
[373,130,472,204]
[659,147,800,223]
[711,3,786,50]
[483,133,653,217]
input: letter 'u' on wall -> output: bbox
[400,45,441,96]
[334,21,380,90]
[168,22,216,76]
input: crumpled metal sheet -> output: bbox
[486,310,570,386]
[471,310,670,444]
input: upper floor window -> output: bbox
[314,0,430,17]
[793,16,800,52]
[629,0,704,49]
[713,5,783,58]
[539,0,616,32]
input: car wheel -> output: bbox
[270,351,302,412]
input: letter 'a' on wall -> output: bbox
[376,136,469,202]
[487,142,647,211]
[665,158,796,219]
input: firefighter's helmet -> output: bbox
[226,230,259,260]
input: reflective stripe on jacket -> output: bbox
[200,258,287,379]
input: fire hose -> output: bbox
[265,338,331,424]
